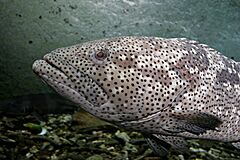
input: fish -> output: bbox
[32,36,240,156]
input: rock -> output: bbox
[86,155,103,160]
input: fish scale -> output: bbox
[32,36,240,156]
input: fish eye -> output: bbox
[88,48,109,65]
[95,50,108,60]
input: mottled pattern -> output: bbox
[32,36,240,155]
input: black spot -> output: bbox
[16,14,22,17]
[102,30,106,35]
[64,18,69,24]
[69,5,78,9]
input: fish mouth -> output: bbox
[32,58,88,106]
[32,53,109,111]
[33,54,73,90]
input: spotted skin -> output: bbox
[32,36,240,155]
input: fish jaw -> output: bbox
[32,53,109,117]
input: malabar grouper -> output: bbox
[32,36,240,156]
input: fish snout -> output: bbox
[32,60,46,74]
[32,51,54,74]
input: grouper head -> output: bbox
[32,37,190,123]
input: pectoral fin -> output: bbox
[161,111,222,135]
[145,135,170,156]
[145,134,188,156]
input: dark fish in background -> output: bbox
[0,93,77,117]
[32,36,240,156]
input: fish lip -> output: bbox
[43,53,63,73]
[32,59,71,88]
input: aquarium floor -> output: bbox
[0,112,240,160]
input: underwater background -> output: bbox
[0,0,240,160]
